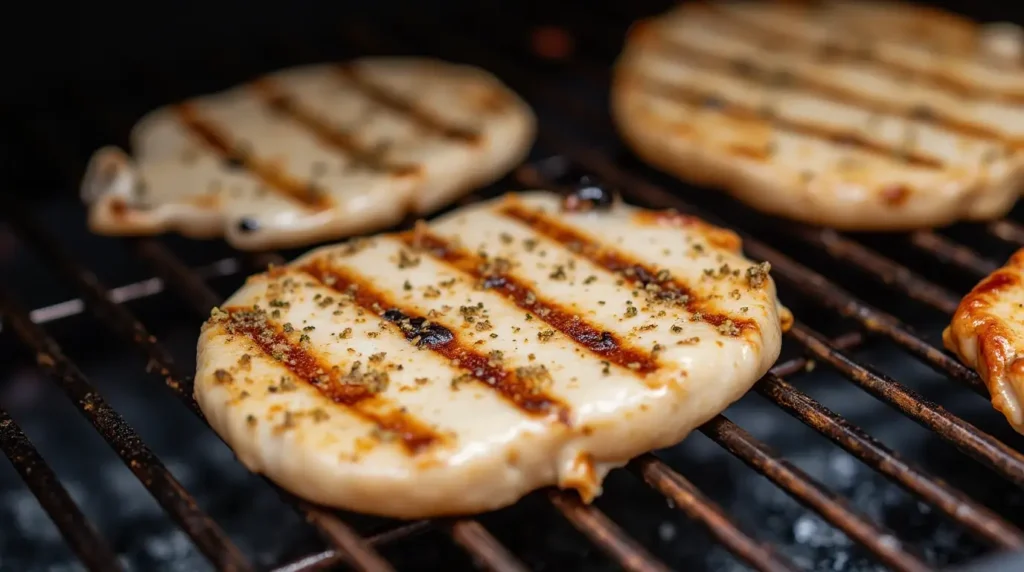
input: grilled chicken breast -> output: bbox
[194,190,790,518]
[612,1,1024,231]
[945,249,1024,434]
[81,58,535,250]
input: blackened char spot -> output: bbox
[224,155,245,170]
[237,217,260,233]
[561,175,618,213]
[577,330,617,352]
[382,309,454,347]
[482,275,508,289]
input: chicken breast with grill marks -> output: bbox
[194,189,790,518]
[945,249,1024,434]
[81,57,535,251]
[612,1,1024,231]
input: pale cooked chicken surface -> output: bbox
[194,190,790,518]
[945,249,1024,434]
[81,57,535,250]
[612,0,1024,231]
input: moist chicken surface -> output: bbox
[945,248,1024,434]
[194,190,790,518]
[81,57,536,250]
[612,0,1024,231]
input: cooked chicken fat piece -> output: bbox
[612,1,1024,231]
[945,249,1024,434]
[194,190,790,518]
[81,57,536,250]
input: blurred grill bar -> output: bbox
[3,8,1024,572]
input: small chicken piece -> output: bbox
[945,249,1024,433]
[612,1,1024,231]
[194,189,790,518]
[81,57,535,250]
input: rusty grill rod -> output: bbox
[449,520,531,572]
[701,415,930,572]
[988,220,1024,247]
[0,407,123,572]
[0,281,254,571]
[629,455,798,572]
[272,521,434,572]
[790,321,1024,485]
[761,331,1024,549]
[910,231,1000,277]
[547,490,673,572]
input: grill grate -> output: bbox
[3,8,1024,572]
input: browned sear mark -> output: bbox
[301,260,572,422]
[404,231,661,373]
[212,305,439,453]
[176,104,333,210]
[501,203,757,336]
[633,76,943,168]
[335,65,481,143]
[251,79,421,177]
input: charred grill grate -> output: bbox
[4,7,1024,572]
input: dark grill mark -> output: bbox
[300,261,572,423]
[250,79,421,177]
[404,232,660,375]
[655,37,1020,149]
[634,76,943,168]
[707,4,1024,104]
[335,65,481,144]
[175,104,333,210]
[500,203,758,335]
[218,306,440,453]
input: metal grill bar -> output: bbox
[547,490,672,572]
[0,407,122,572]
[758,374,1024,549]
[449,520,530,572]
[272,521,433,572]
[909,231,999,276]
[0,281,253,571]
[629,455,798,572]
[701,415,929,572]
[781,226,962,315]
[790,322,1024,485]
[988,220,1024,247]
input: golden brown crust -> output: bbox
[944,248,1024,432]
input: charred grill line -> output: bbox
[250,78,421,176]
[176,103,333,210]
[300,260,573,422]
[498,201,759,334]
[629,75,944,168]
[335,65,481,143]
[218,305,442,453]
[403,231,661,375]
[650,35,1020,149]
[705,4,1024,104]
